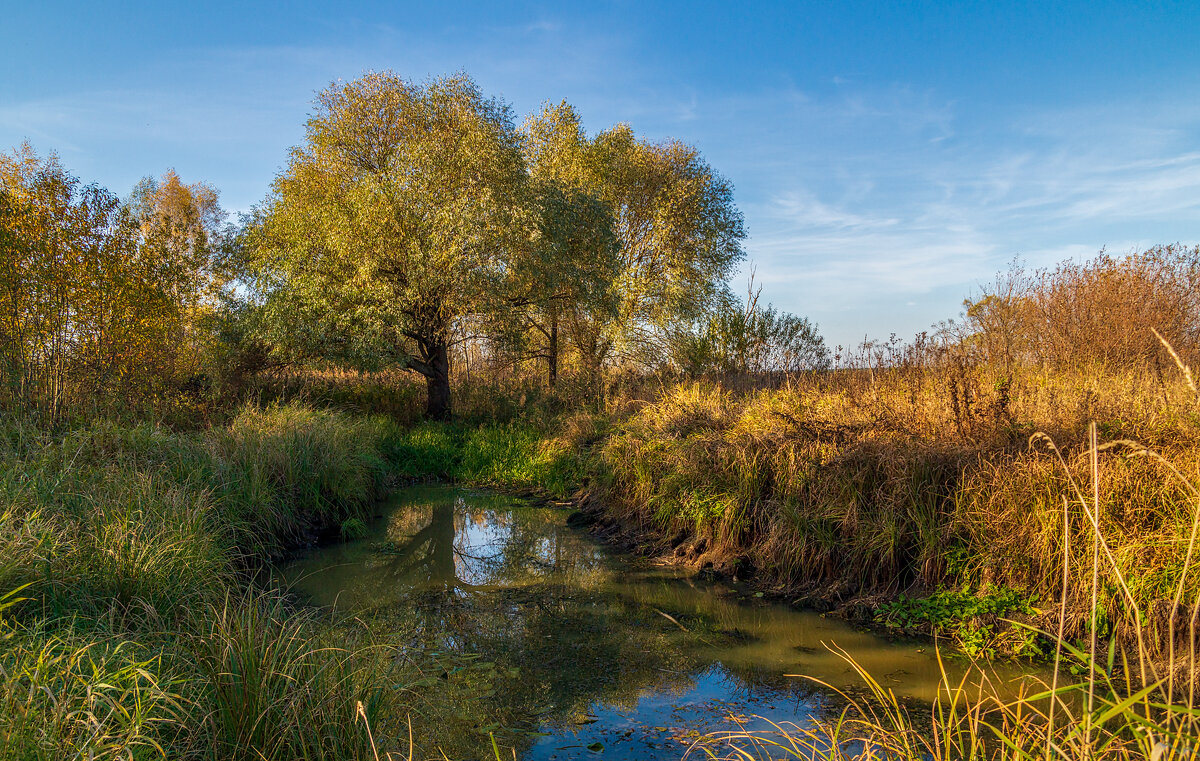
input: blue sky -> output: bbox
[3,1,1199,350]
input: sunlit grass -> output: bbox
[0,403,416,759]
[598,358,1200,654]
[689,336,1200,760]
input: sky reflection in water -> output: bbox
[279,485,1034,760]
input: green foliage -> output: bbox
[340,516,369,540]
[458,423,587,499]
[249,71,531,419]
[520,101,749,375]
[670,281,831,375]
[368,417,591,498]
[387,421,464,480]
[342,412,596,500]
[878,586,1041,658]
[508,102,622,386]
[587,124,747,356]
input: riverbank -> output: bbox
[0,405,451,759]
[382,363,1199,667]
[406,368,1200,757]
[5,361,1198,759]
[588,370,1199,663]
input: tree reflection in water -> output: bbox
[279,486,1038,761]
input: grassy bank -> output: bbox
[0,404,435,760]
[517,363,1200,758]
[686,390,1200,760]
[4,361,1197,758]
[388,418,591,498]
[597,365,1200,657]
[362,379,1200,758]
[0,401,607,759]
[361,358,1199,663]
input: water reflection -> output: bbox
[279,486,1036,760]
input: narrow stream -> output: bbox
[278,485,1037,760]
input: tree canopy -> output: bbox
[1,72,828,422]
[249,72,531,419]
[520,101,748,377]
[510,101,620,387]
[586,123,747,364]
[249,76,757,416]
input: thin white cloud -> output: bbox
[768,191,899,231]
[700,84,1200,349]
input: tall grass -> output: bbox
[0,403,418,759]
[190,593,413,761]
[457,421,590,499]
[0,621,184,759]
[695,433,1200,760]
[683,335,1200,759]
[597,345,1199,653]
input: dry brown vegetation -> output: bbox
[598,246,1200,659]
[965,245,1199,372]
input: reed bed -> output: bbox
[691,426,1200,760]
[672,335,1200,759]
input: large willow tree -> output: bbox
[252,72,529,419]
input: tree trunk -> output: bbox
[548,316,558,388]
[425,342,452,420]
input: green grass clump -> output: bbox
[188,593,406,761]
[458,422,587,499]
[0,627,183,759]
[387,421,464,480]
[374,417,593,499]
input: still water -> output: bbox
[279,485,1034,759]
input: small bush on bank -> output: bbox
[877,585,1042,658]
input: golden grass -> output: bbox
[690,365,1200,759]
[598,341,1200,653]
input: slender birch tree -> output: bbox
[0,145,217,417]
